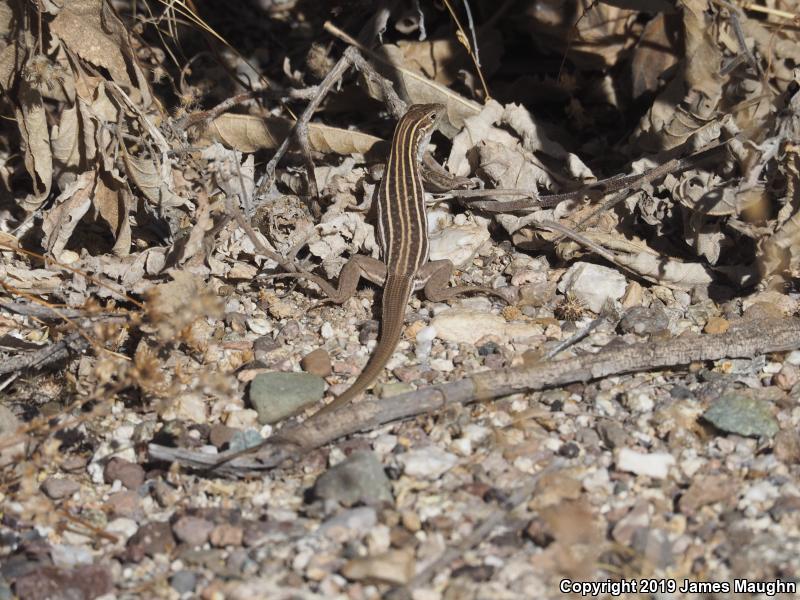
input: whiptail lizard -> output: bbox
[271,103,507,418]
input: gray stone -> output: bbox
[228,429,264,453]
[703,393,779,438]
[170,570,197,594]
[313,451,393,507]
[249,372,325,424]
[619,305,669,335]
[50,544,93,568]
[172,516,214,547]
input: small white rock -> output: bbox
[106,517,138,541]
[320,322,335,339]
[430,358,454,372]
[247,318,273,335]
[398,447,458,480]
[616,448,675,479]
[449,438,472,456]
[462,424,490,444]
[428,221,490,269]
[557,262,627,313]
[785,350,800,366]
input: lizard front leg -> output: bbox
[266,255,386,303]
[417,259,509,303]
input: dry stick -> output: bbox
[254,46,404,205]
[149,317,800,475]
[556,139,732,244]
[0,331,89,376]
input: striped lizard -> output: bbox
[274,103,506,418]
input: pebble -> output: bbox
[170,570,197,594]
[704,316,730,334]
[678,474,738,515]
[318,507,378,542]
[13,565,113,600]
[103,457,145,490]
[341,549,415,585]
[209,524,244,547]
[173,516,215,546]
[557,262,627,313]
[106,490,142,520]
[228,429,264,453]
[50,544,93,568]
[41,477,79,500]
[105,517,138,541]
[616,448,675,479]
[703,393,779,438]
[774,364,799,391]
[246,317,272,335]
[397,447,458,480]
[618,306,669,335]
[169,394,208,423]
[785,350,800,366]
[301,348,332,377]
[431,310,506,344]
[126,521,176,561]
[248,372,325,424]
[312,450,393,507]
[209,424,236,449]
[428,221,490,268]
[430,358,454,372]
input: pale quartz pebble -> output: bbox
[762,361,783,374]
[106,518,138,541]
[59,249,80,264]
[449,437,472,456]
[372,434,398,456]
[320,322,334,339]
[397,447,458,480]
[224,409,259,429]
[246,318,272,335]
[785,350,800,366]
[582,468,612,493]
[431,309,541,344]
[415,326,436,361]
[341,549,415,585]
[462,424,490,444]
[557,262,627,313]
[616,448,675,479]
[673,290,691,307]
[429,221,490,269]
[429,358,454,372]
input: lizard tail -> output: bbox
[314,274,415,416]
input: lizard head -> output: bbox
[398,103,446,163]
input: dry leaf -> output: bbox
[50,0,153,108]
[16,79,52,211]
[204,113,385,156]
[42,171,96,257]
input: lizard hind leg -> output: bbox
[419,259,511,304]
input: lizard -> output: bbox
[267,103,508,418]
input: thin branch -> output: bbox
[150,317,800,476]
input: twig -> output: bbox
[150,317,800,475]
[0,331,89,376]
